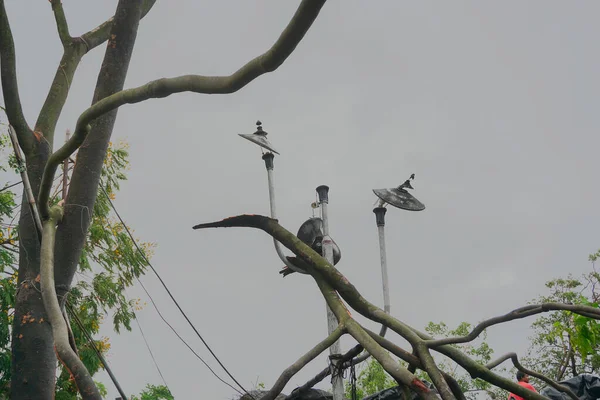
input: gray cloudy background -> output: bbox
[2,1,600,399]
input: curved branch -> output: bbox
[50,0,71,46]
[261,325,345,400]
[0,0,33,153]
[38,0,326,219]
[40,206,102,400]
[486,353,577,400]
[426,303,600,348]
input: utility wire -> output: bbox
[134,276,242,396]
[99,185,252,398]
[132,306,169,388]
[66,303,129,400]
[0,181,22,193]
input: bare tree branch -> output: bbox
[40,205,101,399]
[487,353,577,400]
[426,303,600,348]
[0,0,33,153]
[50,0,71,46]
[38,0,326,217]
[261,325,345,400]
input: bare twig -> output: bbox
[426,303,600,348]
[40,205,102,399]
[486,353,578,400]
[261,325,345,400]
[38,0,326,218]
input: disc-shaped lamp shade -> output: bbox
[373,188,425,211]
[297,217,341,265]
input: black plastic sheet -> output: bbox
[541,375,600,400]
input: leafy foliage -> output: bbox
[130,384,174,400]
[524,261,600,384]
[345,356,396,399]
[0,131,158,398]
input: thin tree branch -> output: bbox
[426,303,600,348]
[261,325,346,400]
[0,0,33,153]
[40,205,101,399]
[50,0,71,46]
[38,0,326,217]
[486,353,577,400]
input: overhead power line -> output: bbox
[99,185,252,398]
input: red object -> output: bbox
[508,381,537,400]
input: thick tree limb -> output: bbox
[192,214,552,400]
[487,353,577,400]
[426,303,600,348]
[261,325,345,400]
[39,0,326,217]
[40,206,101,400]
[50,0,71,46]
[0,0,33,153]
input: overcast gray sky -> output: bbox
[2,1,600,399]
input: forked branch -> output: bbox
[38,0,326,219]
[40,206,101,400]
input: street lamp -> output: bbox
[239,122,344,400]
[372,175,425,318]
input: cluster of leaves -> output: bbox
[0,130,161,398]
[524,264,600,384]
[345,356,396,399]
[130,384,174,400]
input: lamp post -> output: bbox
[240,122,344,400]
[372,175,425,320]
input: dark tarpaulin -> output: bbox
[541,375,600,400]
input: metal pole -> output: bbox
[373,207,390,314]
[7,125,43,237]
[316,185,344,400]
[262,153,304,273]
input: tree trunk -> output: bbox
[11,144,53,400]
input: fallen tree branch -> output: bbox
[487,353,577,400]
[40,205,101,399]
[426,303,600,348]
[38,0,326,219]
[192,214,552,400]
[261,325,345,400]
